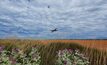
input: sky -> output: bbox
[0,0,107,39]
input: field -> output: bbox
[41,40,107,51]
[0,39,107,65]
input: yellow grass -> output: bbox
[41,40,107,51]
[1,39,107,51]
[0,39,107,65]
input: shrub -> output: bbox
[56,48,89,65]
[0,45,41,65]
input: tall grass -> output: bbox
[0,39,107,65]
[83,46,107,65]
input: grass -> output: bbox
[0,39,107,65]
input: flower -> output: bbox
[0,45,5,52]
[11,59,17,65]
[64,60,67,65]
[12,48,20,53]
[67,48,73,53]
[56,49,89,65]
[9,55,17,65]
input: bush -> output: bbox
[0,45,90,65]
[56,48,89,65]
[0,45,41,65]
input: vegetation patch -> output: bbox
[0,39,107,65]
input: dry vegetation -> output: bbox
[41,40,107,51]
[0,39,107,65]
[1,39,107,51]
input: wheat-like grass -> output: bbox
[0,39,107,65]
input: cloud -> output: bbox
[0,0,107,39]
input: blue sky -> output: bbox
[0,0,107,39]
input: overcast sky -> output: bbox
[0,0,107,39]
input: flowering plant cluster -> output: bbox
[0,45,41,65]
[0,45,89,65]
[56,49,89,65]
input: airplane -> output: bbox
[28,0,30,2]
[50,28,58,32]
[48,5,50,8]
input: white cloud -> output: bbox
[0,0,107,39]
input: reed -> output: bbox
[0,39,107,65]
